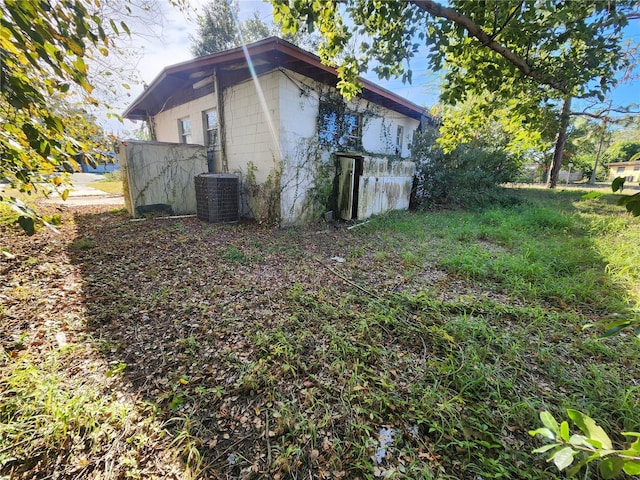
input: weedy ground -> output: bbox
[1,187,639,479]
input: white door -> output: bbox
[338,156,355,220]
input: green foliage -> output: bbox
[0,0,119,232]
[191,0,242,56]
[191,0,272,56]
[270,1,636,103]
[437,93,556,157]
[0,351,132,474]
[411,123,522,209]
[605,141,640,164]
[269,0,638,188]
[530,410,640,478]
[221,246,248,264]
[612,176,640,217]
[244,161,282,224]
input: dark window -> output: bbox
[396,125,404,153]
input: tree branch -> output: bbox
[570,110,640,120]
[488,1,523,44]
[410,0,568,94]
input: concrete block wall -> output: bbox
[224,71,281,185]
[276,70,419,225]
[146,67,419,225]
[362,114,420,158]
[278,71,324,225]
[357,158,415,220]
[118,140,208,217]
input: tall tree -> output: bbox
[0,0,175,232]
[191,0,272,56]
[1,0,111,215]
[270,0,639,188]
[191,0,239,56]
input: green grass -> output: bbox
[0,349,165,477]
[87,181,123,195]
[87,170,124,195]
[1,186,639,479]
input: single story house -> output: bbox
[608,161,640,184]
[123,36,427,224]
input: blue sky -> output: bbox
[109,0,639,133]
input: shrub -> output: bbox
[411,128,522,209]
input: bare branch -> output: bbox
[488,1,523,44]
[571,109,640,120]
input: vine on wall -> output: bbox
[243,161,282,225]
[233,70,405,224]
[283,83,390,222]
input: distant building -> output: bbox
[607,161,640,183]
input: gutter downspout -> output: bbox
[214,67,228,173]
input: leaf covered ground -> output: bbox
[1,189,639,479]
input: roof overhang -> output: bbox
[124,37,426,122]
[607,161,640,167]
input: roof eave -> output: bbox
[123,36,426,121]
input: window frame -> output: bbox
[178,117,192,144]
[203,110,218,148]
[396,125,404,153]
[318,102,362,150]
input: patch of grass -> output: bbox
[102,170,123,182]
[69,237,96,250]
[87,180,123,195]
[221,245,248,264]
[0,350,154,477]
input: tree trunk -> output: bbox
[547,96,572,188]
[589,118,608,184]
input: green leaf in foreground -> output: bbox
[617,192,640,216]
[18,215,35,235]
[603,318,633,337]
[623,460,640,475]
[540,411,560,436]
[599,456,625,479]
[550,446,576,470]
[612,176,626,192]
[567,410,613,449]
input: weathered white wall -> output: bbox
[154,94,217,145]
[224,71,281,184]
[146,68,419,225]
[118,140,208,217]
[357,158,415,219]
[278,71,324,225]
[363,115,419,158]
[276,70,420,225]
